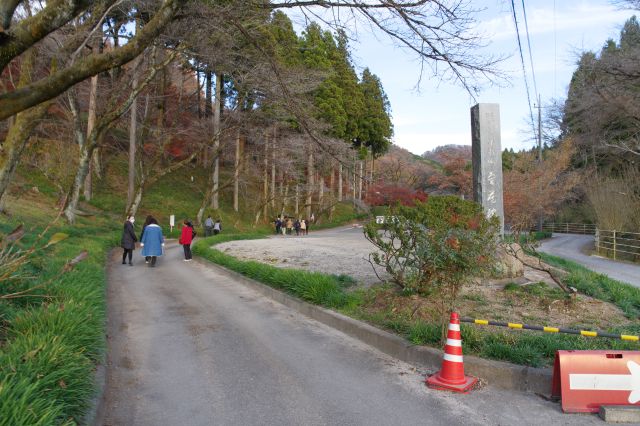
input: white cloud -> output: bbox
[478,3,630,41]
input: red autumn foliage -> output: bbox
[365,184,428,207]
[427,151,472,198]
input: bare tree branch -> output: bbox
[0,0,181,120]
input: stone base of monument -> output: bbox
[494,243,525,279]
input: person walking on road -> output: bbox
[120,216,137,266]
[140,215,153,264]
[179,219,195,261]
[140,217,164,267]
[300,219,307,236]
[204,215,214,237]
[213,219,222,235]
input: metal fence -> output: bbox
[595,229,640,262]
[539,222,597,235]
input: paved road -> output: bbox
[538,233,640,288]
[95,242,599,425]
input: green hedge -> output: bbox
[0,225,110,425]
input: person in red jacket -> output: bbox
[179,219,195,261]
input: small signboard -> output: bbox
[375,216,385,224]
[170,215,175,232]
[552,350,640,413]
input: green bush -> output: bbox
[364,195,499,297]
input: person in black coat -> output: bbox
[121,216,138,266]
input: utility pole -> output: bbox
[537,94,542,162]
[535,94,543,232]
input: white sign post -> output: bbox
[170,215,175,233]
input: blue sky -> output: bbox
[343,0,637,154]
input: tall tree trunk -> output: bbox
[329,162,335,198]
[0,49,49,210]
[205,71,212,118]
[318,172,324,211]
[352,154,357,201]
[271,127,276,209]
[233,129,240,212]
[306,151,314,219]
[127,66,138,209]
[338,162,343,202]
[263,132,269,220]
[329,162,335,217]
[66,147,92,223]
[0,105,48,210]
[210,71,221,209]
[203,70,212,165]
[196,68,201,119]
[82,74,99,201]
[280,180,289,217]
[358,160,363,200]
[128,181,145,218]
[295,184,299,215]
[371,156,375,185]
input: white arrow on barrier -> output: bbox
[569,360,640,404]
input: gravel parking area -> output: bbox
[214,225,388,286]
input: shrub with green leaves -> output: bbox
[364,195,499,301]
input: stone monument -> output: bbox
[471,103,504,235]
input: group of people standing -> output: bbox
[203,215,222,236]
[120,215,208,266]
[274,216,311,236]
[120,215,165,267]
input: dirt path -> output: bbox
[95,241,599,425]
[215,225,389,286]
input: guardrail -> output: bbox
[539,222,597,235]
[595,229,640,262]
[460,317,639,342]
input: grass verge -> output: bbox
[0,218,113,425]
[538,251,640,318]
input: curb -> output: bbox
[196,257,553,395]
[84,248,118,426]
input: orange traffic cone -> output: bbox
[426,312,477,393]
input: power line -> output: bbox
[521,0,538,98]
[510,0,536,137]
[553,0,557,98]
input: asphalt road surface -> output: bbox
[538,233,640,288]
[95,242,600,426]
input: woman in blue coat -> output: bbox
[140,217,164,267]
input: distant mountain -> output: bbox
[375,144,440,189]
[422,145,472,164]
